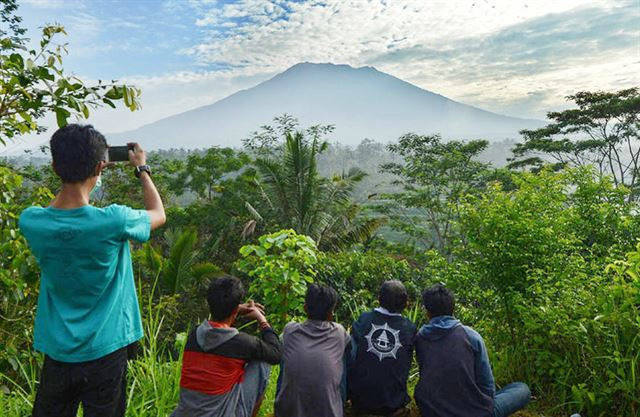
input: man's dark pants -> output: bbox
[32,346,128,417]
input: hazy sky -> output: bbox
[4,0,639,153]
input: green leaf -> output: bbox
[9,53,24,69]
[123,87,131,107]
[55,107,70,127]
[102,98,116,108]
[81,103,90,118]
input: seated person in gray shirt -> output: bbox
[275,284,350,417]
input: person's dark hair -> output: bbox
[379,280,408,313]
[50,124,107,183]
[305,284,338,321]
[422,284,455,317]
[207,275,246,321]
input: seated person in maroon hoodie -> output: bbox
[171,275,282,417]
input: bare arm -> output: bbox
[128,143,166,230]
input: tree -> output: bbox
[510,89,640,200]
[0,0,140,144]
[158,147,264,267]
[380,133,490,254]
[249,124,382,250]
[236,229,319,328]
[173,147,251,202]
[243,113,334,155]
[139,228,220,295]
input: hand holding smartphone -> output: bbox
[107,144,134,162]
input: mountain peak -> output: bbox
[283,62,379,74]
[111,63,543,149]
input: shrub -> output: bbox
[0,166,52,391]
[236,229,318,329]
[453,168,640,415]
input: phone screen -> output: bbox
[108,146,130,162]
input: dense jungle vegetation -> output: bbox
[1,1,639,416]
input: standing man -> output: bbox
[19,124,166,417]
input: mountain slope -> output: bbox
[111,62,543,149]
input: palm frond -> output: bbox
[139,242,165,276]
[191,263,221,282]
[320,216,387,251]
[163,228,198,293]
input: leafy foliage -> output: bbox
[450,167,640,415]
[0,0,140,144]
[0,166,51,392]
[140,228,220,295]
[236,230,318,328]
[510,88,640,200]
[172,148,251,202]
[381,133,490,253]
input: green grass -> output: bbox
[1,354,546,417]
[0,278,542,416]
[0,357,275,417]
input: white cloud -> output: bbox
[183,0,638,118]
[4,0,638,155]
[189,0,604,70]
[21,0,82,9]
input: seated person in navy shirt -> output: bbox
[348,280,417,417]
[414,284,531,417]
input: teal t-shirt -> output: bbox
[19,204,151,362]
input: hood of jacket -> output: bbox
[195,319,239,351]
[418,315,461,341]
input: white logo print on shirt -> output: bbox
[365,322,402,361]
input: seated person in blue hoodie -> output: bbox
[347,280,417,417]
[414,284,531,417]
[171,275,282,417]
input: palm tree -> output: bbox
[248,131,383,249]
[140,228,220,294]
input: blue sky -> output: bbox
[8,0,640,150]
[19,1,200,77]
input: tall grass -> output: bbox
[0,274,284,417]
[125,275,182,416]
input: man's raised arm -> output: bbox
[128,142,166,230]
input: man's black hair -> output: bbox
[379,280,408,313]
[207,275,246,321]
[305,283,338,321]
[50,124,108,183]
[422,284,455,317]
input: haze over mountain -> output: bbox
[111,63,544,149]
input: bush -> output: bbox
[451,168,640,416]
[315,250,421,322]
[236,229,319,329]
[0,166,52,392]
